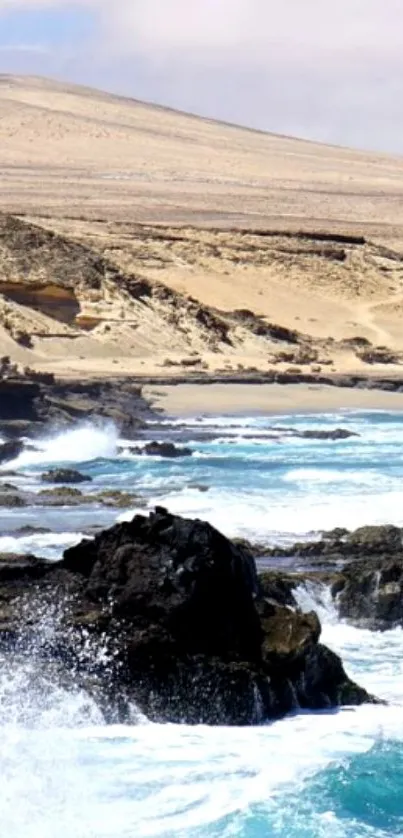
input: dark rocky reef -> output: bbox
[0,509,375,724]
[0,364,155,438]
[0,481,141,509]
[331,526,403,630]
[41,468,92,484]
[248,525,403,631]
[123,442,193,458]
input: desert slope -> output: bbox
[1,74,403,231]
[1,75,403,381]
[1,213,403,379]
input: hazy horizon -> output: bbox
[1,1,403,154]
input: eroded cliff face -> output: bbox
[1,213,403,378]
[0,282,80,325]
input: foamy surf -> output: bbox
[2,422,119,471]
[1,408,403,837]
[0,531,85,561]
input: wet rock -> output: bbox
[334,556,403,630]
[41,469,91,484]
[37,487,85,506]
[254,525,403,631]
[345,525,403,554]
[95,490,143,509]
[0,552,51,583]
[296,428,358,441]
[0,439,24,465]
[13,525,51,536]
[251,525,403,571]
[0,493,27,508]
[0,482,19,492]
[56,508,374,724]
[127,442,193,458]
[0,510,376,723]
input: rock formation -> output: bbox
[0,509,375,724]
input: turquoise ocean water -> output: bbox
[0,408,402,837]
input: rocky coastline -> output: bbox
[0,364,402,724]
[3,361,403,442]
[0,509,377,725]
[0,361,156,440]
[248,524,403,632]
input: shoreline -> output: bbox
[3,366,403,438]
[143,382,403,416]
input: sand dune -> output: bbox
[1,75,403,381]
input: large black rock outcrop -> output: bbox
[0,510,376,724]
[56,508,374,723]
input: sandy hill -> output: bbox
[1,75,403,379]
[1,74,403,233]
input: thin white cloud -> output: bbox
[1,0,403,152]
[1,0,403,57]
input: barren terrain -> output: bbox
[1,74,403,384]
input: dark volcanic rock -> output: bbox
[0,552,51,583]
[0,371,156,438]
[296,428,358,441]
[334,556,403,630]
[252,525,403,570]
[41,469,91,484]
[144,441,192,457]
[55,508,374,723]
[0,511,375,723]
[0,439,23,465]
[62,507,262,658]
[254,525,403,631]
[126,442,193,458]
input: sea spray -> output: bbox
[0,410,403,836]
[294,582,403,704]
[2,421,119,471]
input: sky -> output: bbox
[0,0,402,153]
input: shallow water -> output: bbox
[1,410,403,837]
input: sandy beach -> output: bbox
[144,382,403,416]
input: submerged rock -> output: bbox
[0,439,24,465]
[37,487,85,506]
[0,492,27,508]
[41,469,92,484]
[296,428,358,441]
[125,442,193,458]
[94,489,143,509]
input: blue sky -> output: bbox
[0,1,403,154]
[0,6,94,48]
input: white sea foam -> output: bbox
[125,484,403,543]
[1,422,119,471]
[0,409,403,837]
[0,532,84,561]
[295,582,403,705]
